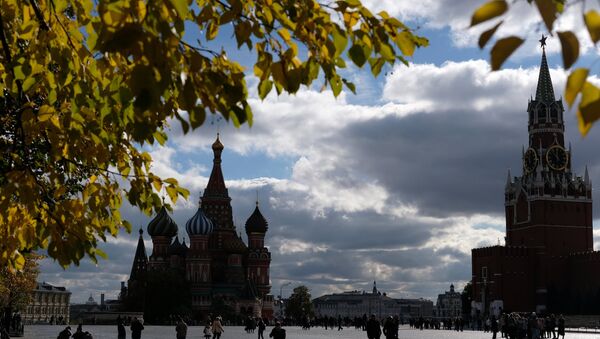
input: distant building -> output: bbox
[22,282,71,324]
[312,281,433,320]
[70,293,141,325]
[434,284,462,318]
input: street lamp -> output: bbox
[279,282,292,319]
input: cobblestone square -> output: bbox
[24,325,600,339]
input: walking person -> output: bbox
[366,314,382,339]
[176,317,187,339]
[211,316,224,339]
[72,324,86,339]
[557,315,565,339]
[491,315,499,339]
[203,323,212,339]
[257,318,266,339]
[269,321,286,339]
[130,317,144,339]
[117,319,126,339]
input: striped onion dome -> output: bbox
[147,206,178,237]
[186,207,214,236]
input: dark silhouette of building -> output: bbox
[124,134,274,319]
[471,41,596,315]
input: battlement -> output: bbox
[472,245,535,257]
[567,250,600,261]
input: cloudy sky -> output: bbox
[40,0,600,304]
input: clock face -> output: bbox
[546,145,568,171]
[523,148,538,173]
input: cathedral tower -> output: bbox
[245,201,271,297]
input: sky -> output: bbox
[39,0,600,304]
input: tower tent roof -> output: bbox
[130,229,148,281]
[535,48,556,104]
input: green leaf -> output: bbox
[470,0,507,27]
[258,79,273,100]
[584,10,600,44]
[490,36,523,70]
[565,68,588,108]
[557,31,579,69]
[330,75,342,97]
[332,25,348,57]
[348,44,367,67]
[478,21,502,49]
[342,78,356,94]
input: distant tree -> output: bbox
[285,285,314,321]
[461,281,473,317]
[0,254,39,327]
[0,0,428,271]
[144,269,191,324]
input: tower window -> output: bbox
[550,108,558,122]
[538,105,547,123]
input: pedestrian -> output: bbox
[203,323,212,339]
[491,315,499,339]
[366,314,382,339]
[257,318,266,339]
[211,316,224,339]
[72,324,86,339]
[117,319,126,339]
[57,326,71,339]
[1,326,9,339]
[130,317,144,339]
[557,315,565,339]
[383,316,396,339]
[175,317,187,339]
[269,321,286,339]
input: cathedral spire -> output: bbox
[204,133,229,198]
[535,35,555,104]
[130,228,148,281]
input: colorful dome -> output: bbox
[147,206,178,237]
[186,207,214,236]
[167,237,188,256]
[245,205,268,233]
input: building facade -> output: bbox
[471,41,597,315]
[313,282,433,320]
[434,284,461,318]
[22,282,71,324]
[125,135,274,319]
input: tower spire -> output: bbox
[535,35,555,104]
[204,133,229,198]
[130,228,148,281]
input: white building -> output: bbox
[434,284,462,318]
[22,282,71,324]
[313,282,433,320]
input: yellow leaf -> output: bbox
[470,0,507,27]
[278,28,291,43]
[478,21,503,49]
[490,36,523,71]
[584,10,600,43]
[38,105,55,121]
[578,82,600,136]
[535,0,558,32]
[395,31,415,57]
[557,31,579,69]
[565,68,588,108]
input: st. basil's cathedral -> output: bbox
[125,134,274,319]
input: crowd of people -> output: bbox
[480,312,566,339]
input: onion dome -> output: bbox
[168,237,188,256]
[186,207,214,236]
[245,203,268,233]
[147,206,178,237]
[212,133,224,152]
